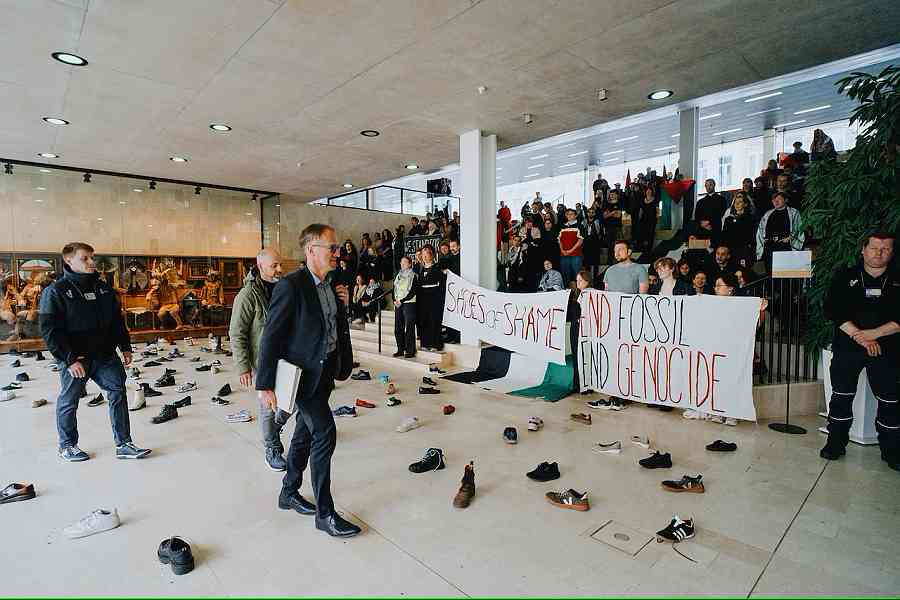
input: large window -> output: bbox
[496,168,588,213]
[776,118,860,155]
[699,137,763,190]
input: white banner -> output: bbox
[577,290,760,421]
[443,271,569,365]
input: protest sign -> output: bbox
[403,235,443,257]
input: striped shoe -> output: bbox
[545,489,590,511]
[656,515,695,542]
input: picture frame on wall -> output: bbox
[221,260,240,288]
[16,257,57,285]
[188,258,212,280]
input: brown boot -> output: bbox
[453,461,475,509]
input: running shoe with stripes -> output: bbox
[656,515,695,542]
[592,441,622,454]
[176,381,197,393]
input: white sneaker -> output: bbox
[592,441,622,454]
[176,381,198,393]
[527,416,544,431]
[0,391,16,402]
[631,435,650,449]
[396,416,420,433]
[63,508,120,539]
[683,410,704,420]
[128,387,145,411]
[212,365,221,374]
[709,415,725,424]
[226,409,252,423]
[724,417,737,427]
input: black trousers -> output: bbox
[282,352,338,519]
[418,286,443,350]
[394,303,417,355]
[827,351,900,461]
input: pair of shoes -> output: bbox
[333,405,357,418]
[116,442,152,459]
[571,413,592,425]
[173,396,191,408]
[86,394,104,407]
[152,404,178,424]
[226,409,252,423]
[422,376,437,386]
[661,474,705,493]
[176,381,197,393]
[592,441,622,454]
[63,508,120,539]
[546,489,590,511]
[409,448,445,473]
[442,404,455,415]
[158,536,194,575]
[355,398,376,409]
[210,396,230,406]
[278,491,316,515]
[396,416,420,432]
[0,482,36,504]
[503,427,518,444]
[265,448,287,472]
[419,386,440,395]
[527,416,544,431]
[351,370,371,381]
[656,515,695,542]
[526,461,560,481]
[706,440,737,452]
[140,383,163,398]
[32,398,47,408]
[386,396,401,407]
[453,461,476,508]
[59,445,90,462]
[640,451,672,469]
[316,513,362,538]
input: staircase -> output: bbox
[349,309,454,370]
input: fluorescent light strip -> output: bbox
[773,120,806,129]
[530,154,549,160]
[794,104,831,115]
[602,150,623,156]
[712,128,742,136]
[523,173,541,178]
[527,163,544,169]
[653,145,677,152]
[568,150,589,157]
[605,158,620,162]
[671,133,680,138]
[698,113,722,121]
[746,107,781,117]
[560,143,577,148]
[557,162,578,168]
[496,167,503,171]
[614,135,638,142]
[744,91,782,103]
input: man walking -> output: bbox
[229,248,286,471]
[39,242,151,462]
[255,224,360,537]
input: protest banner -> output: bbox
[576,290,760,421]
[443,271,569,364]
[403,235,443,257]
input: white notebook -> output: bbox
[274,358,303,414]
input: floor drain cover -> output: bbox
[590,521,653,556]
[614,533,630,542]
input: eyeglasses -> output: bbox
[310,243,340,254]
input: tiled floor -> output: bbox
[1,342,898,597]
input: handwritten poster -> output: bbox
[577,290,760,421]
[443,272,569,364]
[403,235,443,257]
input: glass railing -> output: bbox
[321,185,459,218]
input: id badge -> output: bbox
[84,292,97,300]
[865,288,882,298]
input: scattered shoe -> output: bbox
[195,364,212,372]
[210,360,222,366]
[129,367,141,380]
[34,351,45,361]
[189,357,201,363]
[176,381,197,393]
[586,399,611,410]
[422,376,437,386]
[151,404,178,424]
[418,386,440,395]
[128,388,146,411]
[409,447,445,473]
[639,451,673,469]
[386,396,401,406]
[212,366,222,374]
[63,508,121,539]
[571,413,592,425]
[155,374,175,388]
[527,416,544,431]
[217,384,232,397]
[723,417,737,426]
[378,373,391,384]
[526,461,560,482]
[210,396,230,406]
[87,394,105,407]
[140,383,163,398]
[157,536,195,576]
[503,427,518,444]
[0,482,36,504]
[429,365,446,374]
[0,391,16,402]
[396,416,420,432]
[656,515,695,542]
[386,382,397,395]
[167,349,184,359]
[226,409,252,423]
[631,435,651,449]
[545,489,590,511]
[32,398,47,408]
[2,382,23,391]
[15,372,29,382]
[443,404,455,415]
[265,448,288,472]
[661,474,705,494]
[173,396,192,408]
[58,445,89,462]
[116,442,152,459]
[9,359,21,368]
[351,370,371,381]
[592,441,622,455]
[355,398,376,409]
[332,405,357,418]
[453,461,476,508]
[157,357,172,363]
[144,360,162,367]
[706,440,737,452]
[682,409,705,420]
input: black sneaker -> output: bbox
[639,451,672,469]
[265,448,288,472]
[351,370,371,381]
[35,351,45,361]
[151,404,178,424]
[155,374,175,387]
[116,442,152,459]
[15,372,29,382]
[86,394,104,407]
[819,444,846,461]
[352,361,360,368]
[157,357,172,363]
[157,536,195,576]
[210,396,230,406]
[195,364,211,372]
[422,376,438,386]
[9,359,21,368]
[418,386,440,394]
[526,461,560,482]
[706,440,737,452]
[404,352,416,359]
[217,384,232,397]
[429,365,446,374]
[656,515,695,542]
[503,427,518,444]
[173,396,192,408]
[392,351,404,358]
[409,448,446,473]
[144,360,162,367]
[141,383,163,397]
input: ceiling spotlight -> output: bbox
[648,89,673,100]
[39,168,51,173]
[42,117,69,126]
[360,130,380,137]
[404,163,419,170]
[149,180,157,190]
[343,183,353,188]
[523,113,534,125]
[169,155,188,163]
[83,172,91,183]
[209,123,232,132]
[132,188,142,193]
[51,52,88,66]
[194,186,202,195]
[38,152,59,158]
[3,163,12,175]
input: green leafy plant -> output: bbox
[804,65,900,352]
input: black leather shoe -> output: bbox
[278,492,316,515]
[418,386,440,394]
[819,445,846,460]
[157,536,195,575]
[422,376,437,386]
[315,512,361,538]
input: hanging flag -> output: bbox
[625,169,631,188]
[658,179,695,229]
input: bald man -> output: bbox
[229,248,287,471]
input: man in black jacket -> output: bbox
[255,224,360,537]
[39,242,150,462]
[694,179,728,230]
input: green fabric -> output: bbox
[228,270,269,375]
[509,355,575,402]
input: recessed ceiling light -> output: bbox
[614,135,638,143]
[698,113,722,121]
[38,152,59,158]
[97,217,103,221]
[602,150,623,156]
[527,163,544,169]
[557,163,578,168]
[712,128,742,136]
[648,90,673,100]
[209,123,232,132]
[794,105,831,115]
[746,107,781,117]
[39,168,51,173]
[245,212,253,216]
[530,154,549,160]
[34,199,43,203]
[119,201,127,205]
[671,133,680,138]
[653,145,678,152]
[360,130,380,137]
[133,188,142,193]
[568,150,589,157]
[343,183,353,188]
[51,52,88,66]
[743,91,782,103]
[169,156,188,162]
[404,163,419,170]
[772,120,806,129]
[35,186,46,191]
[496,167,503,171]
[42,117,69,126]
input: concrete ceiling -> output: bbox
[1,0,899,201]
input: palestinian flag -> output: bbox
[444,346,573,402]
[658,179,695,229]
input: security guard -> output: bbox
[821,232,900,471]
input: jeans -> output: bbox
[56,354,131,449]
[560,255,583,286]
[260,405,290,452]
[394,303,417,355]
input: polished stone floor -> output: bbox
[1,342,898,597]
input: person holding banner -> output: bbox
[570,270,593,395]
[652,257,692,296]
[392,256,418,358]
[417,245,445,351]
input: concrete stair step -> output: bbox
[350,337,445,367]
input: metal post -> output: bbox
[769,278,807,435]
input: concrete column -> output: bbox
[763,128,777,163]
[675,107,699,229]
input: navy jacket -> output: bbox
[255,268,353,401]
[39,266,132,365]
